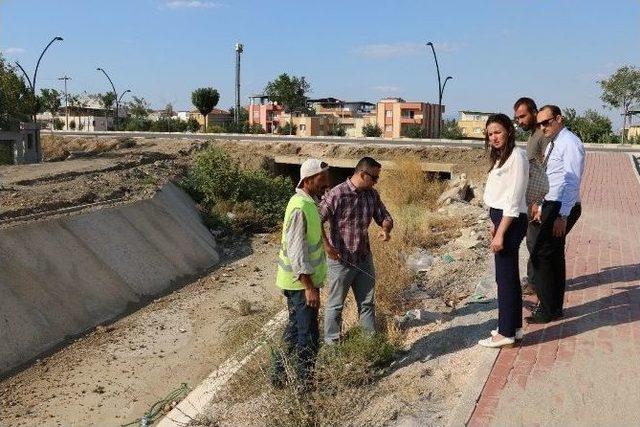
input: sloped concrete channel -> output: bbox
[0,183,220,377]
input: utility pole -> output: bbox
[58,75,71,130]
[235,43,244,125]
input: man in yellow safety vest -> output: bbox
[272,158,330,387]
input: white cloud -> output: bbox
[2,47,26,55]
[354,41,465,59]
[164,1,220,9]
[372,85,401,93]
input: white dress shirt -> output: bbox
[483,147,529,217]
[543,127,585,217]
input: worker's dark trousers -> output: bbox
[272,289,319,385]
[531,201,581,318]
[490,208,528,337]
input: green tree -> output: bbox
[191,87,220,131]
[441,119,465,140]
[277,122,297,135]
[362,123,382,137]
[127,96,151,118]
[162,103,175,118]
[564,108,615,144]
[599,66,640,144]
[95,92,117,128]
[0,55,33,130]
[228,106,249,124]
[39,88,62,116]
[264,73,310,135]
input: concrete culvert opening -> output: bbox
[268,156,454,188]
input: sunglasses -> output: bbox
[537,116,557,128]
[363,171,379,182]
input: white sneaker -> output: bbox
[491,328,524,340]
[478,336,515,348]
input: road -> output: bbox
[50,130,640,153]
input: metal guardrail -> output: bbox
[49,130,640,153]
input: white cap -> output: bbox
[297,158,329,188]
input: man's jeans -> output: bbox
[271,289,319,385]
[324,254,376,343]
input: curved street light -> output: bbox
[118,89,132,104]
[15,36,64,120]
[96,67,121,130]
[426,41,452,139]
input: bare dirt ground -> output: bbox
[0,134,495,426]
[0,133,488,225]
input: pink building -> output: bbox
[376,98,443,139]
[248,94,284,133]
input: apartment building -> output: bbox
[458,110,494,139]
[247,94,284,133]
[376,98,442,139]
[189,108,232,129]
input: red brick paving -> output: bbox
[468,153,640,426]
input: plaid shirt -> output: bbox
[320,179,393,264]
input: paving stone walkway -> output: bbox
[468,153,640,426]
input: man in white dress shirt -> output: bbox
[527,105,585,324]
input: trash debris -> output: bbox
[406,248,435,272]
[442,253,455,263]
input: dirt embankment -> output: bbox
[1,135,488,225]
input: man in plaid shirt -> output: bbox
[320,157,393,344]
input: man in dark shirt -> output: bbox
[320,157,393,344]
[514,97,550,298]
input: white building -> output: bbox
[36,100,128,132]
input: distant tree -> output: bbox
[599,66,640,144]
[402,125,426,138]
[39,88,61,118]
[327,123,346,136]
[228,106,249,124]
[127,96,151,119]
[563,108,616,144]
[96,91,117,125]
[53,118,64,130]
[264,73,310,135]
[191,88,220,131]
[163,103,176,118]
[187,117,201,132]
[278,122,297,135]
[0,55,33,130]
[69,120,76,130]
[362,123,382,137]
[441,119,465,140]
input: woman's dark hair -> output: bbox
[485,113,516,171]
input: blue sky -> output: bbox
[1,0,638,127]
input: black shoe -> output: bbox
[525,309,553,324]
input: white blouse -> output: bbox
[483,147,529,217]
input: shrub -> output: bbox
[182,146,293,232]
[186,117,200,133]
[207,124,226,133]
[327,124,346,137]
[362,123,382,137]
[124,117,152,132]
[278,122,297,135]
[249,123,266,134]
[69,120,76,130]
[441,119,465,139]
[401,125,425,138]
[53,118,64,130]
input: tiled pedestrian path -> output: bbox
[468,153,640,426]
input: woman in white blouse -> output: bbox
[479,113,529,348]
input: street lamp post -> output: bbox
[96,67,120,130]
[15,36,64,121]
[426,42,452,139]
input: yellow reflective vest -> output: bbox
[275,193,327,290]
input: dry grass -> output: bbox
[41,135,130,161]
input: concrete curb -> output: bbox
[158,310,287,426]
